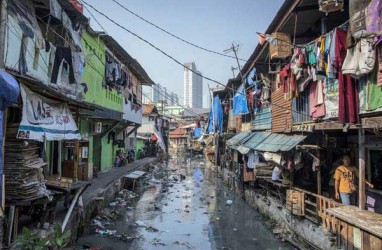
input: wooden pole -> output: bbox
[0,0,7,68]
[358,128,365,210]
[1,109,7,215]
[317,151,321,195]
[74,113,80,181]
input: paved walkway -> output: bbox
[82,157,157,203]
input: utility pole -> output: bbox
[224,43,243,82]
[231,66,238,78]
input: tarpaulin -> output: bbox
[17,84,81,141]
[246,67,257,86]
[233,84,249,116]
[194,127,202,138]
[206,95,223,133]
[0,70,20,207]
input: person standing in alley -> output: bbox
[334,154,374,205]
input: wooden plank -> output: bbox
[305,200,317,207]
[326,206,382,239]
[340,222,348,250]
[363,232,371,250]
[353,227,362,250]
[348,226,354,250]
[369,234,382,250]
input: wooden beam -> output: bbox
[100,121,120,138]
[126,124,140,137]
[359,128,366,210]
[115,121,132,136]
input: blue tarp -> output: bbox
[232,83,249,115]
[206,95,223,133]
[194,127,202,138]
[0,70,20,203]
[246,67,256,86]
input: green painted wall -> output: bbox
[101,136,113,171]
[136,139,145,157]
[81,30,123,112]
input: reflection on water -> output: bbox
[77,156,292,250]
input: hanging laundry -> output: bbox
[327,29,337,79]
[71,51,85,84]
[349,0,372,39]
[366,0,382,35]
[377,44,382,87]
[342,38,376,77]
[367,61,382,111]
[305,44,317,66]
[324,78,339,119]
[247,151,259,169]
[232,84,249,115]
[309,81,326,119]
[246,67,256,86]
[51,47,76,85]
[334,28,359,123]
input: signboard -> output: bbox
[17,84,81,141]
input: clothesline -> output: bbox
[257,19,350,49]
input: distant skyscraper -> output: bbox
[170,92,179,105]
[183,62,203,108]
[152,84,161,103]
[203,94,211,109]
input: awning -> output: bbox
[227,132,253,150]
[237,145,250,154]
[244,132,271,149]
[251,133,306,152]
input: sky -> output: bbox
[83,0,284,107]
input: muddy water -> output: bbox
[76,157,293,250]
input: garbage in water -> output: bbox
[76,158,293,250]
[135,220,146,227]
[151,237,166,246]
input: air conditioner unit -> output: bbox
[92,122,102,134]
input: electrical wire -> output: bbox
[110,0,247,62]
[79,0,314,118]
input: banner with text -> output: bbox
[18,84,81,141]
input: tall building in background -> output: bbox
[151,83,179,105]
[170,92,179,105]
[152,84,161,103]
[184,62,203,108]
[142,86,153,104]
[203,94,211,109]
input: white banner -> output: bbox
[17,84,81,141]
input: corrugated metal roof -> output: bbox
[227,132,253,149]
[244,132,271,149]
[254,133,306,152]
[253,106,272,131]
[237,145,250,154]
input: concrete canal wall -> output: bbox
[217,166,336,250]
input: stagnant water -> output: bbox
[76,157,293,250]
